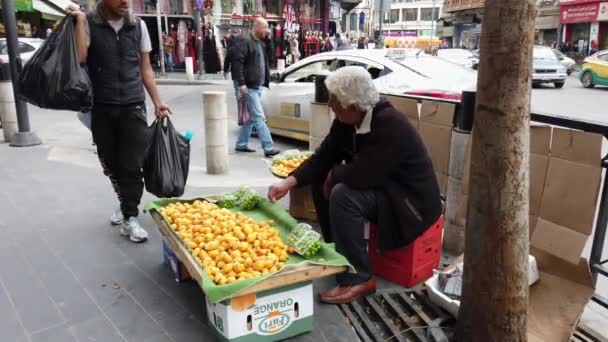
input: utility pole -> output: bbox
[1,0,41,147]
[156,0,166,75]
[195,5,203,78]
[431,0,436,38]
[378,0,384,35]
[456,0,535,340]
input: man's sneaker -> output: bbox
[110,208,123,225]
[120,217,149,243]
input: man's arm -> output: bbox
[231,41,247,86]
[223,47,232,74]
[140,53,171,119]
[66,6,87,63]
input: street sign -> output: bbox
[15,0,34,12]
[0,0,34,12]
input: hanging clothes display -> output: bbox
[187,29,198,72]
[275,25,282,59]
[203,29,221,73]
[177,20,187,64]
[169,24,178,62]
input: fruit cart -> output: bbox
[146,195,349,341]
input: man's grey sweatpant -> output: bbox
[312,183,377,286]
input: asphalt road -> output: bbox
[531,72,608,124]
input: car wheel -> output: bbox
[554,82,565,89]
[581,71,595,88]
[532,83,540,88]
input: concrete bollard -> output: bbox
[202,91,229,174]
[277,59,286,73]
[185,57,194,81]
[0,81,17,142]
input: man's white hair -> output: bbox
[324,66,380,112]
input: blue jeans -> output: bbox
[235,85,274,153]
[164,52,174,72]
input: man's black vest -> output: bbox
[86,11,145,105]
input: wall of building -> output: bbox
[380,0,444,37]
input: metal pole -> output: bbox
[431,0,436,38]
[1,0,41,147]
[157,0,166,75]
[379,0,383,35]
[195,7,203,78]
[590,162,608,286]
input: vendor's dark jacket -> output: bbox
[292,99,442,252]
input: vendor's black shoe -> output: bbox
[235,147,256,153]
[264,149,281,158]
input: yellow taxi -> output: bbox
[580,50,608,88]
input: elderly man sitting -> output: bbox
[268,66,442,304]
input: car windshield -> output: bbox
[552,49,564,59]
[534,47,557,60]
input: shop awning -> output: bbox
[46,0,77,12]
[34,0,65,20]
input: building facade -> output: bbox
[559,0,608,53]
[343,0,375,37]
[378,0,444,37]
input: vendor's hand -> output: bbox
[323,172,335,199]
[154,102,172,120]
[239,85,248,98]
[268,176,298,202]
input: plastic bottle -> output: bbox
[184,130,193,142]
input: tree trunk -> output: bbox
[456,0,535,341]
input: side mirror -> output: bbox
[270,72,280,82]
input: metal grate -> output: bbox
[571,326,604,342]
[339,289,455,342]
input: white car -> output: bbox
[436,48,479,69]
[262,49,477,140]
[0,38,45,65]
[532,45,568,88]
[552,49,576,75]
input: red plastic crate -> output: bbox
[369,216,444,287]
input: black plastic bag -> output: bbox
[18,17,92,111]
[144,118,190,198]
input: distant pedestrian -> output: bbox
[162,32,175,72]
[46,27,52,38]
[231,17,280,158]
[336,33,350,50]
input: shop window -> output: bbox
[390,9,400,23]
[403,8,418,21]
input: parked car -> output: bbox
[552,48,575,75]
[436,48,479,69]
[532,45,567,88]
[262,48,477,141]
[0,38,45,64]
[579,50,608,88]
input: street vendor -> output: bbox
[267,66,443,304]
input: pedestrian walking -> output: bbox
[162,32,175,72]
[67,0,172,243]
[231,17,280,158]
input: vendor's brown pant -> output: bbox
[312,182,377,286]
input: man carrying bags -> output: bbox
[67,0,172,243]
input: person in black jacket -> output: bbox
[231,17,280,158]
[268,66,442,304]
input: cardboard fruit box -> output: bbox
[206,282,314,341]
